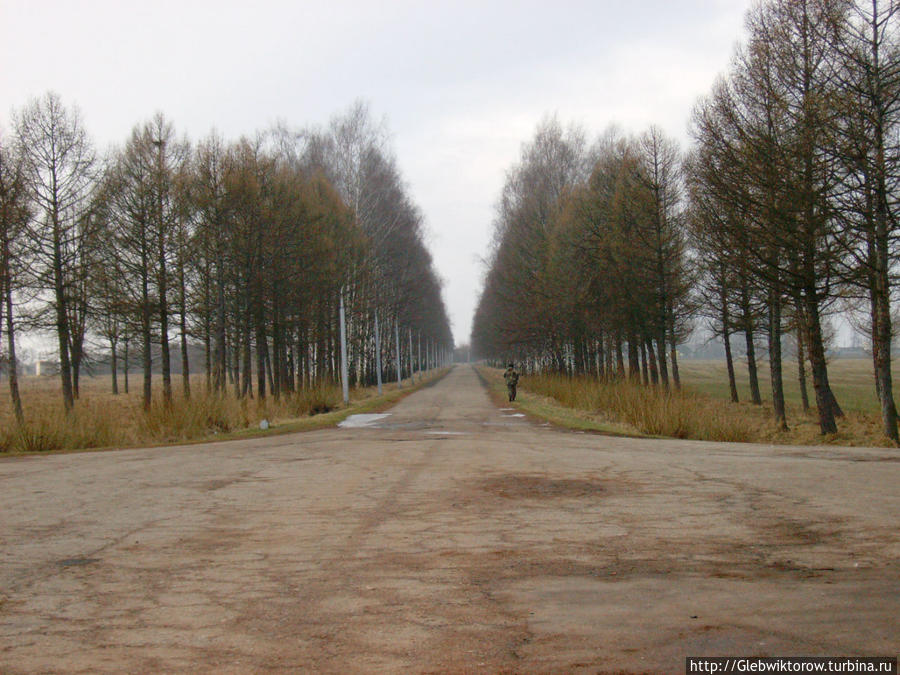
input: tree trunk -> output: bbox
[740,281,762,405]
[596,337,605,380]
[71,342,82,401]
[298,331,308,391]
[796,328,810,412]
[825,379,844,419]
[408,328,414,384]
[3,274,24,425]
[639,340,649,386]
[864,1,898,444]
[744,327,761,405]
[656,328,669,389]
[719,279,738,402]
[572,327,585,375]
[202,258,211,393]
[287,339,296,393]
[160,313,172,405]
[794,300,811,412]
[647,338,659,385]
[615,333,625,379]
[178,253,190,401]
[204,307,211,393]
[241,319,253,398]
[667,309,681,390]
[395,320,402,388]
[159,251,172,406]
[724,328,738,403]
[871,283,882,403]
[142,306,152,412]
[180,265,190,400]
[272,315,283,400]
[804,293,837,434]
[872,283,898,443]
[264,336,275,398]
[627,333,640,381]
[605,335,614,379]
[316,305,327,384]
[213,253,226,392]
[768,290,787,430]
[233,326,242,397]
[141,253,153,411]
[54,253,74,412]
[110,336,119,396]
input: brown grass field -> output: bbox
[483,358,900,448]
[0,370,443,454]
[2,360,897,451]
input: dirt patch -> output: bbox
[477,473,610,500]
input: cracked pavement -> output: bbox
[1,365,897,673]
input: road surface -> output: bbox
[1,365,897,673]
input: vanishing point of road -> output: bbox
[1,365,897,673]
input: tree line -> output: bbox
[0,96,452,418]
[473,0,900,443]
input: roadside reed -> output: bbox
[0,375,344,453]
[523,373,756,442]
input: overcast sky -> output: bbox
[0,0,754,345]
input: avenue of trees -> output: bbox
[0,96,452,416]
[472,119,691,391]
[473,0,900,443]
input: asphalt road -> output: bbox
[1,365,897,673]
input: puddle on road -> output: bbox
[340,414,473,436]
[338,413,392,428]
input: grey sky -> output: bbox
[1,0,753,345]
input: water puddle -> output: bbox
[338,413,392,428]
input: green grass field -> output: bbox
[677,357,886,413]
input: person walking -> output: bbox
[503,362,519,402]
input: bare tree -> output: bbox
[827,0,900,443]
[193,131,230,393]
[14,92,96,412]
[0,137,29,424]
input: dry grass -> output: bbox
[0,372,433,454]
[677,358,899,447]
[519,372,756,443]
[484,359,899,448]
